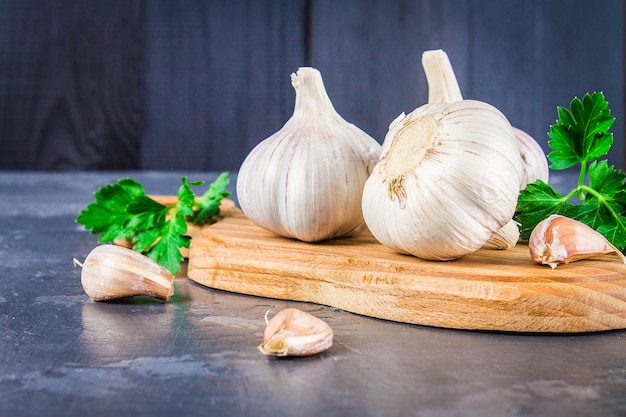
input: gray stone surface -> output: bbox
[0,171,624,417]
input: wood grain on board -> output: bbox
[187,205,626,333]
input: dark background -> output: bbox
[0,0,624,171]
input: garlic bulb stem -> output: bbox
[291,69,336,118]
[422,49,463,103]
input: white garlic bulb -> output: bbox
[361,50,523,260]
[236,67,381,242]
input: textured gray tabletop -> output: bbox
[0,171,624,417]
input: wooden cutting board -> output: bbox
[186,205,626,333]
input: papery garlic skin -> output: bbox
[236,67,381,242]
[362,100,523,260]
[258,308,333,357]
[77,244,174,301]
[529,214,626,268]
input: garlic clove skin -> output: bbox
[258,308,333,357]
[484,128,547,249]
[236,67,381,242]
[76,244,174,301]
[529,214,626,268]
[514,127,549,187]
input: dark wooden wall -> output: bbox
[1,0,624,171]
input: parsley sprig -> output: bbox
[515,92,626,250]
[76,172,231,275]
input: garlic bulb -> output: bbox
[361,50,523,260]
[236,67,381,242]
[529,214,626,268]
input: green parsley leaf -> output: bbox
[76,173,231,276]
[192,171,231,224]
[145,215,190,275]
[515,180,574,237]
[76,178,147,242]
[177,176,200,218]
[126,196,168,252]
[586,160,626,206]
[515,92,626,251]
[547,92,614,170]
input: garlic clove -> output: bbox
[529,214,626,268]
[75,244,174,301]
[485,219,520,250]
[514,127,549,188]
[258,308,333,357]
[236,67,381,243]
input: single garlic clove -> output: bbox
[75,244,174,301]
[529,214,626,268]
[258,308,333,357]
[485,219,520,250]
[514,127,549,188]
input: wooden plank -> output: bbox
[0,0,144,170]
[1,1,623,171]
[469,0,625,168]
[187,206,626,333]
[141,0,306,171]
[309,0,472,144]
[310,0,625,167]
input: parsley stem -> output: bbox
[577,161,587,200]
[577,184,622,221]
